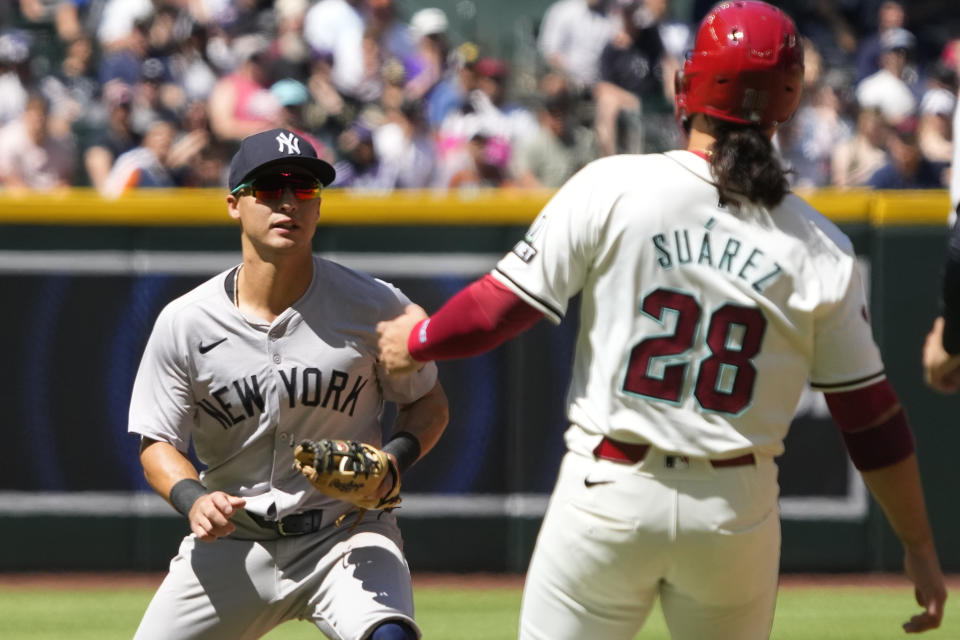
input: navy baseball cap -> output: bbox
[228,128,336,191]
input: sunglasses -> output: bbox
[232,172,323,200]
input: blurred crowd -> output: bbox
[0,0,958,196]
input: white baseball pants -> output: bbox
[519,447,781,639]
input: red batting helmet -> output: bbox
[675,1,804,128]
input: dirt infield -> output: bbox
[1,572,958,591]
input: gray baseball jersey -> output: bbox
[128,255,438,522]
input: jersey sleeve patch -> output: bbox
[511,239,538,263]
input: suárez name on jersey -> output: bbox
[197,367,368,429]
[651,219,783,294]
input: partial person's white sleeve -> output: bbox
[378,361,438,404]
[950,91,960,214]
[809,258,885,392]
[127,307,195,452]
[536,1,566,59]
[331,26,365,96]
[492,161,606,324]
[96,0,154,45]
[374,283,440,403]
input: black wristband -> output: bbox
[169,478,208,517]
[382,431,421,474]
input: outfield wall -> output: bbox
[0,188,955,574]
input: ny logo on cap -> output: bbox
[276,132,301,155]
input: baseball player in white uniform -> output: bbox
[128,128,449,640]
[377,3,946,639]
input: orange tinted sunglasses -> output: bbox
[232,171,323,200]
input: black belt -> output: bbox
[248,509,324,536]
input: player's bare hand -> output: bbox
[376,304,429,376]
[902,542,947,633]
[189,492,246,543]
[922,317,960,393]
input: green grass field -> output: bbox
[0,578,954,639]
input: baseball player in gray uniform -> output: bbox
[128,128,448,640]
[378,3,946,639]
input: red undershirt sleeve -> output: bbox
[407,274,544,361]
[824,379,915,471]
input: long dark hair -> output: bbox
[708,118,791,209]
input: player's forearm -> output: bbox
[860,454,937,551]
[390,382,449,465]
[139,437,202,504]
[941,250,960,353]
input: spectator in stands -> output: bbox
[0,30,31,125]
[0,92,75,192]
[831,106,889,188]
[444,129,514,189]
[593,0,672,156]
[403,8,449,104]
[942,39,960,80]
[435,55,535,186]
[98,16,150,86]
[177,98,229,187]
[264,0,312,82]
[855,1,906,83]
[52,0,96,44]
[17,0,48,24]
[917,63,957,169]
[468,57,536,147]
[302,0,366,100]
[207,33,282,142]
[420,40,479,131]
[303,50,348,149]
[375,99,437,188]
[780,77,853,188]
[131,56,183,135]
[511,76,597,188]
[40,33,99,127]
[84,81,140,191]
[168,23,218,104]
[18,0,97,43]
[270,77,332,162]
[332,119,394,189]
[868,117,944,189]
[350,27,390,105]
[367,0,416,78]
[378,54,407,114]
[778,41,853,189]
[201,0,267,37]
[97,0,154,54]
[918,85,956,168]
[537,0,620,93]
[145,4,180,59]
[101,116,205,197]
[856,27,919,127]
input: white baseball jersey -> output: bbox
[129,256,438,520]
[493,151,884,458]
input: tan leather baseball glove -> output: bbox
[293,439,401,512]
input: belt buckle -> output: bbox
[276,517,292,536]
